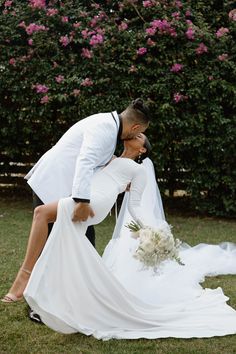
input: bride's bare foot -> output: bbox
[1,268,31,303]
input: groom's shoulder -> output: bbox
[79,112,118,134]
[83,111,114,123]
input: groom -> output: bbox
[25,98,151,246]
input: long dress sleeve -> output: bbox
[128,165,147,226]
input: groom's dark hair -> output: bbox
[125,98,151,125]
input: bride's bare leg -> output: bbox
[2,202,58,302]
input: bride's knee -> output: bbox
[33,205,49,222]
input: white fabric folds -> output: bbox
[24,158,236,340]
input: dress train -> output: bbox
[24,198,236,340]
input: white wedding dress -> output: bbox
[24,158,236,340]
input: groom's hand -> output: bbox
[72,202,95,222]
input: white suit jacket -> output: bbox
[25,111,120,204]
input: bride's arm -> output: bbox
[127,165,147,226]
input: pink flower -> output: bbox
[28,39,33,45]
[146,27,156,36]
[46,8,58,16]
[196,43,208,55]
[81,29,89,39]
[169,28,177,37]
[33,84,49,93]
[143,1,154,7]
[55,75,64,83]
[186,20,193,25]
[151,19,167,30]
[81,78,93,87]
[98,12,107,21]
[208,76,214,81]
[229,9,236,21]
[29,0,46,9]
[118,22,128,31]
[137,47,147,55]
[185,27,195,40]
[174,0,183,8]
[81,48,93,59]
[73,22,81,28]
[173,92,186,103]
[18,21,26,28]
[147,38,155,46]
[170,63,183,72]
[4,1,13,7]
[89,34,104,46]
[218,53,228,61]
[59,35,70,47]
[172,12,180,20]
[216,27,229,38]
[61,16,69,23]
[72,89,81,96]
[185,10,191,17]
[9,58,16,66]
[40,95,49,104]
[25,23,48,35]
[69,30,75,39]
[129,65,137,73]
[96,27,105,35]
[90,16,99,28]
[150,19,176,37]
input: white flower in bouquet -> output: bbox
[139,238,155,253]
[126,220,184,270]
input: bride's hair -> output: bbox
[136,136,152,164]
[124,98,151,125]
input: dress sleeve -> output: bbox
[128,165,147,226]
[72,123,115,200]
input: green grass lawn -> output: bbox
[0,197,236,354]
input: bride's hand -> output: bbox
[72,203,95,222]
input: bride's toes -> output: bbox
[1,293,23,303]
[3,268,32,302]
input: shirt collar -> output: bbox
[111,111,122,143]
[117,114,122,142]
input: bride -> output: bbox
[2,134,236,340]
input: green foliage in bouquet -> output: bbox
[125,220,143,233]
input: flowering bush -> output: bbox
[0,0,235,216]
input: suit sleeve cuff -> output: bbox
[72,198,90,203]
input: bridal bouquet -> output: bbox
[126,220,184,270]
